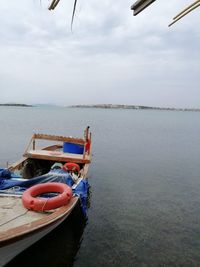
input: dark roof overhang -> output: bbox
[131,0,156,16]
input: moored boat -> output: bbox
[0,126,92,266]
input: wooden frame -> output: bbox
[23,149,91,164]
[32,133,85,144]
[131,0,156,15]
[169,1,200,26]
[24,133,86,155]
[9,127,92,171]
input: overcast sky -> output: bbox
[0,0,200,108]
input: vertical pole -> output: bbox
[33,139,35,150]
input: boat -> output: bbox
[0,126,92,266]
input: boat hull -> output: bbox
[0,198,79,266]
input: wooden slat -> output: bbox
[169,1,200,27]
[23,150,91,164]
[33,133,85,145]
[131,0,156,15]
[173,0,200,20]
[0,197,79,243]
[43,144,63,151]
[8,157,27,171]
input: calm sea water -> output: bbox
[1,106,200,267]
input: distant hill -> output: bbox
[70,104,200,112]
[0,103,32,107]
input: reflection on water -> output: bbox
[6,204,87,267]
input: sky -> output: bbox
[0,0,200,108]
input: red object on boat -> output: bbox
[62,162,80,173]
[85,139,91,153]
[22,182,72,211]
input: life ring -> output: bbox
[62,162,80,173]
[22,182,72,211]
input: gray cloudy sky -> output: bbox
[0,0,200,108]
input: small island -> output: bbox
[0,103,32,107]
[70,104,200,112]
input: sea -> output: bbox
[1,106,200,267]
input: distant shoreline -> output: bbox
[0,104,32,107]
[1,103,199,112]
[70,104,200,112]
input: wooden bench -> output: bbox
[23,150,91,164]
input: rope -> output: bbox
[42,198,49,212]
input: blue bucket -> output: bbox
[63,142,84,154]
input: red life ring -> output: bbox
[22,182,72,211]
[62,162,80,173]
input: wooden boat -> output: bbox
[0,126,92,266]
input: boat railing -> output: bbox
[24,133,86,154]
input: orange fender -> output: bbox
[62,162,80,173]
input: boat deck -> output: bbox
[0,195,79,235]
[0,196,48,232]
[24,149,91,164]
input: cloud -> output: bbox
[0,0,200,108]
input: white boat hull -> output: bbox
[0,198,79,266]
[0,217,62,266]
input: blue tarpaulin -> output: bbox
[0,169,74,190]
[0,168,11,179]
[74,179,89,216]
[0,168,89,215]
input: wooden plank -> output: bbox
[33,133,85,145]
[23,150,91,164]
[42,144,62,151]
[0,197,79,243]
[8,157,27,171]
[169,2,200,27]
[131,0,156,15]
